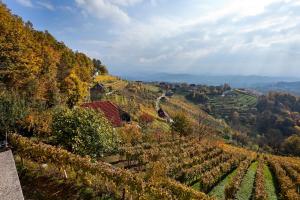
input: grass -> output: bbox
[209,169,237,200]
[191,181,201,191]
[236,161,258,200]
[264,164,278,200]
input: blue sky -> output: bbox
[3,0,300,77]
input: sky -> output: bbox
[3,0,300,77]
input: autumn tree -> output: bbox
[281,134,300,156]
[0,91,28,143]
[93,58,108,75]
[171,112,192,136]
[52,107,119,158]
[0,3,103,107]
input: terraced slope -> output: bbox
[207,89,258,123]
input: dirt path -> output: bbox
[156,92,173,122]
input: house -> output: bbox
[90,83,105,101]
[81,101,130,127]
[165,91,174,97]
[158,108,167,118]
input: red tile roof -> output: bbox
[81,101,122,127]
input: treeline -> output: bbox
[215,91,300,156]
[185,84,231,104]
[0,3,107,108]
[255,92,300,155]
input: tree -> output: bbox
[0,91,28,144]
[281,134,300,156]
[223,83,231,91]
[93,59,108,75]
[231,111,240,129]
[0,4,97,107]
[52,107,119,158]
[186,92,209,104]
[171,113,192,136]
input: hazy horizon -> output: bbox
[4,0,300,77]
[117,71,300,79]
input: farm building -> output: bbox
[158,108,167,118]
[165,91,174,97]
[81,101,130,127]
[90,83,106,101]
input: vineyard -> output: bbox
[207,89,257,123]
[161,95,229,133]
[9,131,300,199]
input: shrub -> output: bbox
[171,113,192,136]
[139,113,154,128]
[117,123,142,145]
[52,107,119,158]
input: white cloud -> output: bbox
[68,0,300,76]
[36,1,54,10]
[75,0,131,24]
[110,0,143,6]
[16,0,33,7]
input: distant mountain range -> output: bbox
[123,73,300,89]
[254,81,300,95]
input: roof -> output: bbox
[81,101,122,127]
[0,150,24,200]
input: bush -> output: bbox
[171,113,192,136]
[139,113,154,128]
[52,107,119,158]
[117,123,142,145]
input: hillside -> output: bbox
[207,89,258,125]
[1,2,300,200]
[0,3,107,108]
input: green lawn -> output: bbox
[264,165,278,200]
[236,161,258,200]
[209,169,237,200]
